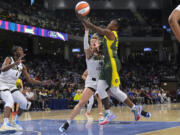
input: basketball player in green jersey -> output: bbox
[76,13,151,125]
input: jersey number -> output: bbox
[16,72,18,77]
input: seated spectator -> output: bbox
[25,87,34,110]
[162,90,168,102]
[177,88,180,102]
[150,90,159,104]
[157,90,163,103]
[39,89,48,110]
[55,90,61,99]
[26,87,34,101]
[32,88,42,111]
[140,90,153,104]
[73,89,82,105]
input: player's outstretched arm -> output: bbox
[1,57,21,72]
[22,64,52,86]
[76,13,115,40]
[83,23,94,59]
[82,69,88,80]
[169,9,180,43]
[1,53,25,72]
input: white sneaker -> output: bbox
[0,122,16,132]
[132,105,142,121]
[13,120,23,130]
[99,112,115,125]
[98,113,104,124]
[98,116,104,124]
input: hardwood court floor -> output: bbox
[0,103,180,135]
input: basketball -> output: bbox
[75,1,90,16]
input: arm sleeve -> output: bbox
[84,31,89,50]
[175,5,180,11]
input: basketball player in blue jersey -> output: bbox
[0,46,52,132]
[76,13,151,125]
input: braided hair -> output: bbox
[114,18,129,32]
[11,46,22,56]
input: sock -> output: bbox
[105,110,111,114]
[99,112,104,117]
[131,105,136,111]
[67,120,71,125]
[4,118,9,124]
[14,115,19,121]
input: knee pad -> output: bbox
[110,87,127,102]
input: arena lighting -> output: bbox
[163,25,167,29]
[105,1,113,8]
[58,1,65,8]
[0,19,68,41]
[72,48,80,52]
[128,0,136,10]
[151,1,158,8]
[31,0,35,6]
[144,48,152,52]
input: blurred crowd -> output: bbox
[120,52,176,89]
[0,49,178,112]
[0,0,163,37]
[0,0,177,111]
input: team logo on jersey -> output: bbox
[115,79,119,83]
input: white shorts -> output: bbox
[85,76,98,91]
[0,81,27,110]
[12,90,28,110]
[1,91,14,108]
[0,81,17,91]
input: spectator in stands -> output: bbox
[39,89,48,110]
[26,87,34,110]
[73,89,82,105]
[177,88,180,102]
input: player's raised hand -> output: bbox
[15,54,26,65]
[19,53,26,60]
[41,80,54,86]
[75,11,85,21]
[82,23,89,31]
